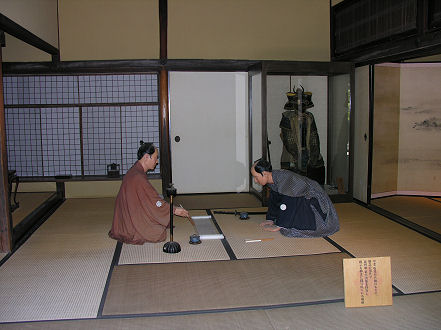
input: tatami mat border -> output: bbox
[3,197,440,326]
[0,299,350,325]
[114,251,348,266]
[207,209,237,260]
[332,202,440,294]
[323,237,355,257]
[118,210,231,264]
[97,242,122,317]
[2,289,441,325]
[0,292,438,329]
[97,288,441,318]
[98,298,347,319]
[210,208,339,259]
[0,197,65,268]
[428,197,441,204]
[367,203,441,243]
[324,236,405,295]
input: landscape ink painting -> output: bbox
[399,64,441,193]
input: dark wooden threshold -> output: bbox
[12,193,64,249]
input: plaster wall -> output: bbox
[168,0,330,61]
[58,0,159,61]
[2,0,330,62]
[372,65,400,194]
[1,0,58,62]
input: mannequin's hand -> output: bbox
[260,220,274,227]
[174,207,189,218]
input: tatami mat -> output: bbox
[173,193,261,210]
[372,196,441,234]
[0,310,275,329]
[103,253,347,316]
[265,291,441,330]
[2,196,441,327]
[12,192,56,227]
[119,210,230,264]
[1,292,440,329]
[332,203,441,294]
[213,208,339,259]
[0,198,116,323]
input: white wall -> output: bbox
[251,73,262,192]
[170,72,249,194]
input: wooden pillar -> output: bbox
[159,0,167,65]
[0,44,13,252]
[158,0,171,193]
[159,69,171,194]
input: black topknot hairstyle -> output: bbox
[137,140,156,160]
[253,158,272,176]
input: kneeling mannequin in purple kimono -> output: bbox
[251,159,339,238]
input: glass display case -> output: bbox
[249,61,354,203]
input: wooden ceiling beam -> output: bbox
[0,13,59,62]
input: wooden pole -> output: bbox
[159,0,167,64]
[0,45,13,252]
[158,0,171,194]
[159,68,171,194]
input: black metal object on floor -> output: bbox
[213,210,266,220]
[163,184,181,254]
[8,170,19,212]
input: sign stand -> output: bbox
[343,256,393,308]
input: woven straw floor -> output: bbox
[103,253,347,316]
[0,198,116,323]
[119,210,230,264]
[332,203,441,293]
[372,196,441,234]
[1,194,440,328]
[0,292,439,329]
[213,208,339,259]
